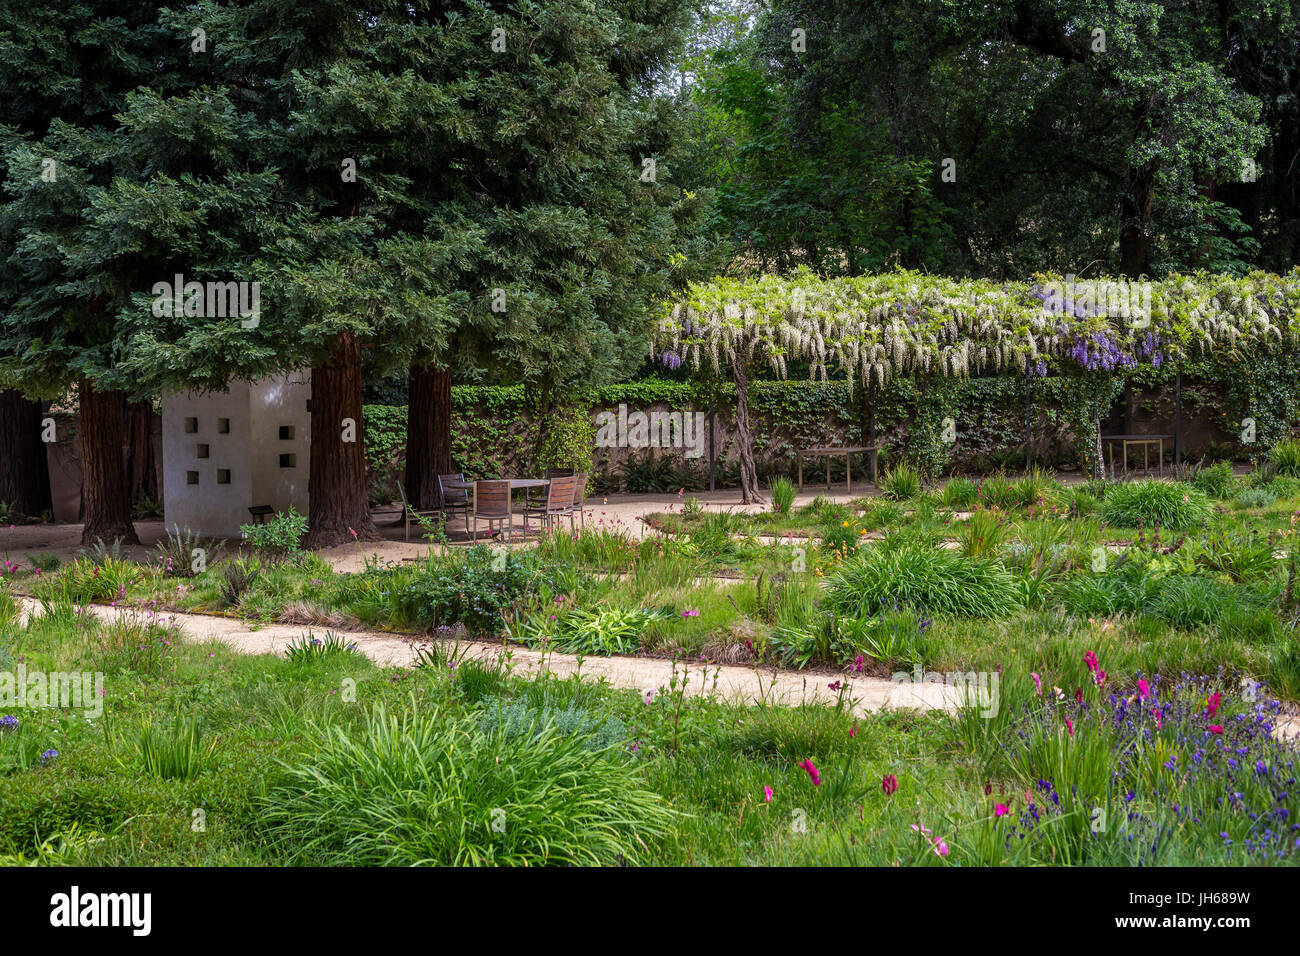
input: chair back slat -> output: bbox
[572,473,587,507]
[438,473,468,504]
[544,467,575,480]
[547,475,576,511]
[473,480,512,519]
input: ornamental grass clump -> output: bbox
[1101,479,1211,530]
[826,540,1020,618]
[260,702,674,866]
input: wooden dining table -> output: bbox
[442,478,549,492]
[443,478,551,539]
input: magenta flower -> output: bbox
[1206,692,1221,718]
[1209,725,1224,734]
[763,786,773,803]
[882,774,898,796]
[1030,672,1042,696]
[1084,650,1100,673]
[1065,717,1075,737]
[1137,678,1150,699]
[995,804,1009,816]
[799,759,821,786]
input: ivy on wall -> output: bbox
[361,354,1299,495]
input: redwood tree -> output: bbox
[404,365,452,509]
[79,378,139,544]
[306,332,379,547]
[0,389,52,518]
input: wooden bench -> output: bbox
[796,445,879,494]
[1100,434,1175,477]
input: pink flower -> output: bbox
[1030,672,1042,696]
[763,786,773,803]
[1152,708,1163,730]
[932,838,949,857]
[1084,650,1100,673]
[799,759,821,786]
[1209,725,1224,734]
[828,680,842,692]
[680,608,699,618]
[995,804,1009,816]
[1206,692,1221,718]
[1137,678,1150,699]
[881,774,898,796]
[1065,717,1074,736]
[849,725,858,739]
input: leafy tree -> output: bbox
[0,0,191,542]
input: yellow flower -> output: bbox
[842,520,850,527]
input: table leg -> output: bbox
[871,449,879,483]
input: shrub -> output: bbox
[401,547,576,635]
[35,557,141,605]
[957,508,1011,559]
[260,703,673,866]
[239,508,309,557]
[219,557,262,607]
[534,404,596,474]
[819,512,866,559]
[1188,460,1236,498]
[1101,480,1211,530]
[771,477,796,515]
[284,631,362,663]
[940,477,977,508]
[27,553,60,573]
[154,525,226,577]
[825,541,1020,618]
[1269,438,1300,477]
[515,606,662,656]
[879,462,922,501]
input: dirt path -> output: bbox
[16,596,959,717]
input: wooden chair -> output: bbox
[567,472,589,529]
[523,475,576,532]
[525,467,574,508]
[437,473,470,530]
[397,480,442,542]
[470,480,514,542]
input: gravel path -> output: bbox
[16,596,960,717]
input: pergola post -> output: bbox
[1174,368,1183,468]
[1025,368,1033,471]
[708,404,716,492]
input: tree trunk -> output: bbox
[121,397,160,505]
[306,331,380,548]
[0,389,52,518]
[1119,162,1156,278]
[404,363,452,508]
[79,378,140,545]
[732,360,763,504]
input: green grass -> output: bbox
[1,591,1296,866]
